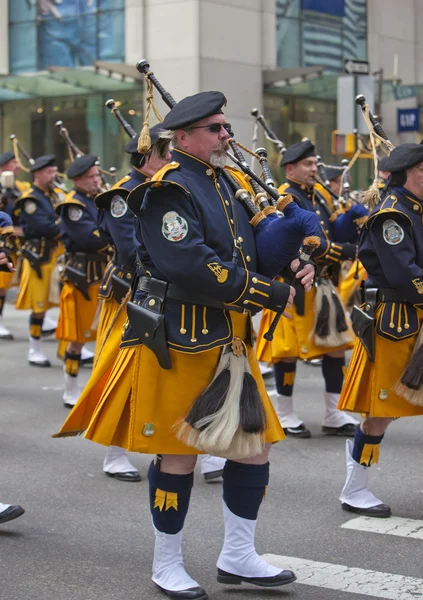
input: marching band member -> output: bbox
[338,143,423,518]
[15,155,63,366]
[0,152,30,339]
[55,91,316,598]
[257,140,359,438]
[55,155,111,407]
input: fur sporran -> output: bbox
[312,278,353,347]
[176,338,266,460]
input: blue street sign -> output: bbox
[397,108,420,132]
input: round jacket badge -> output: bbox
[111,195,128,218]
[68,206,83,222]
[161,211,188,242]
[24,200,37,214]
[382,219,404,245]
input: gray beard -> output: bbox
[209,151,227,169]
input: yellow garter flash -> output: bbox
[65,356,80,377]
[153,489,178,512]
[283,372,295,387]
[360,443,380,466]
[207,262,229,283]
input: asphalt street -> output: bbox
[1,304,423,600]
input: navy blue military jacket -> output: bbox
[359,186,423,341]
[16,185,60,241]
[56,188,110,254]
[96,167,146,268]
[125,149,291,353]
[0,210,12,229]
[283,178,353,264]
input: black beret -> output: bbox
[162,91,227,130]
[30,154,56,173]
[0,152,15,167]
[66,154,98,179]
[325,165,343,181]
[378,156,390,172]
[383,143,423,173]
[280,140,316,167]
[124,124,165,154]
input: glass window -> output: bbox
[9,0,126,73]
[276,0,367,72]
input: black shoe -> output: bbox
[105,471,142,482]
[203,469,223,482]
[0,505,25,525]
[28,359,51,368]
[322,423,357,436]
[217,568,296,587]
[41,328,56,338]
[0,333,14,340]
[80,356,94,366]
[283,424,311,438]
[155,584,208,599]
[341,502,392,518]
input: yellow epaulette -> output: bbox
[315,182,335,211]
[0,226,14,236]
[55,190,86,212]
[20,187,35,200]
[151,161,180,182]
[113,175,131,189]
[366,195,411,228]
[277,182,289,195]
[15,180,31,193]
[224,166,255,195]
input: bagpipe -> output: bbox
[250,108,286,156]
[105,99,138,139]
[55,120,117,191]
[10,133,67,196]
[132,59,321,459]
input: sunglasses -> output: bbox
[189,123,232,134]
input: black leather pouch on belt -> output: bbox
[126,277,172,370]
[0,245,13,273]
[111,269,133,304]
[21,246,42,279]
[351,288,377,362]
[65,255,90,301]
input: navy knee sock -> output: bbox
[274,362,296,396]
[222,460,269,520]
[321,355,345,393]
[148,461,194,534]
[64,351,81,377]
[352,427,384,466]
[0,295,5,316]
[29,314,44,339]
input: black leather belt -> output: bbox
[72,252,107,262]
[362,287,408,304]
[138,276,244,312]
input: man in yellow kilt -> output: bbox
[55,91,316,597]
[256,141,359,438]
[338,143,423,518]
[55,155,111,407]
[0,152,30,339]
[15,155,63,366]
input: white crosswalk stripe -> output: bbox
[342,515,423,539]
[262,554,423,600]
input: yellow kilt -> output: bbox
[56,282,100,344]
[57,311,284,454]
[256,286,353,362]
[56,297,128,436]
[338,308,423,418]
[339,261,367,307]
[94,295,121,365]
[15,246,62,313]
[0,252,17,289]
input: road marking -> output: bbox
[341,516,423,540]
[262,554,423,599]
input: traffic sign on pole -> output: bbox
[344,59,370,75]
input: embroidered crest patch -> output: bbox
[382,219,404,245]
[161,211,188,242]
[111,195,128,218]
[24,200,37,215]
[207,262,229,283]
[68,206,83,222]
